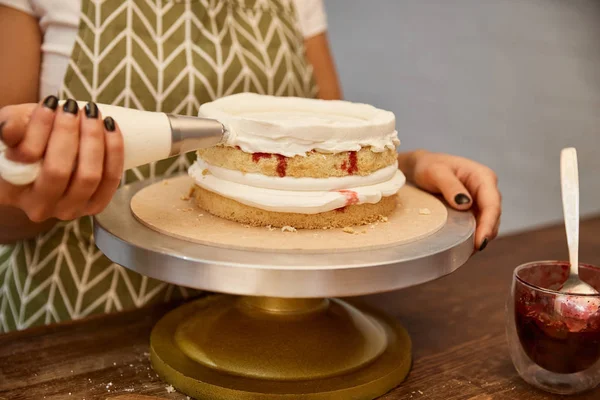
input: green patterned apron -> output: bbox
[0,0,316,332]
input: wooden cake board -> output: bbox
[130,175,448,253]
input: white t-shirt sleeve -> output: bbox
[292,0,328,39]
[0,0,34,15]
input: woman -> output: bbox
[0,0,501,332]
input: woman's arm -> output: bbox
[0,5,56,243]
[304,33,343,100]
[0,5,40,105]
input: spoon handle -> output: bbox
[561,147,579,276]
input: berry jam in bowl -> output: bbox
[507,261,600,394]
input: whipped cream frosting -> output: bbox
[194,157,399,191]
[189,160,406,214]
[198,93,400,157]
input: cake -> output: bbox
[188,93,405,229]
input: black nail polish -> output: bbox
[85,102,99,119]
[104,117,115,132]
[479,238,489,251]
[42,95,59,111]
[63,99,78,115]
[454,193,471,205]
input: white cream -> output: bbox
[198,93,400,157]
[189,161,406,214]
[0,142,41,185]
[194,157,399,191]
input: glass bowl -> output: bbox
[506,261,600,395]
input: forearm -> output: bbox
[304,32,343,100]
[0,6,41,107]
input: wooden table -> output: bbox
[2,217,600,400]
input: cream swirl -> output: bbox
[194,157,399,191]
[189,161,406,214]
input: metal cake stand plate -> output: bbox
[94,178,475,400]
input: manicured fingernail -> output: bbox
[104,117,115,132]
[0,121,5,142]
[63,99,79,115]
[43,95,59,111]
[85,102,99,119]
[454,193,471,205]
[479,238,489,251]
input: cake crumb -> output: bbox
[266,225,276,231]
[281,226,297,232]
[361,229,367,234]
[243,224,251,228]
[419,208,431,215]
[378,215,389,222]
[163,180,169,185]
[342,227,356,234]
[202,168,210,176]
[166,385,176,393]
[124,388,135,392]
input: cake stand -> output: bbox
[94,177,475,400]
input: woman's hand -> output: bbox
[398,150,502,251]
[0,96,124,222]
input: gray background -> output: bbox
[324,0,600,235]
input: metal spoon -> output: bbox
[558,147,596,295]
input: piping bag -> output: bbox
[0,101,227,185]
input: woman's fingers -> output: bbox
[54,102,105,220]
[22,99,81,222]
[1,100,124,221]
[417,163,473,211]
[4,96,59,161]
[469,170,501,250]
[411,151,502,251]
[84,117,124,215]
[0,103,38,148]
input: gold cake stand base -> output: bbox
[150,295,412,400]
